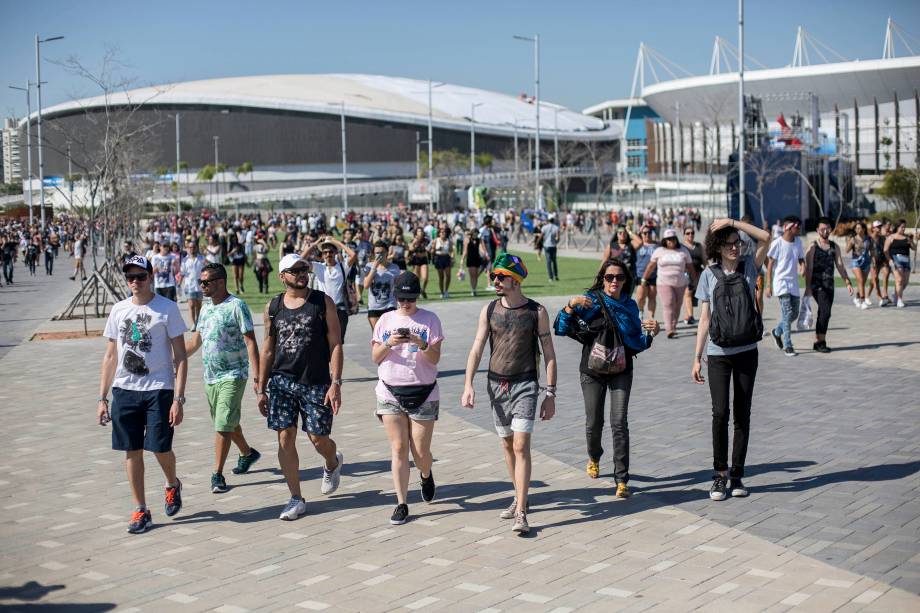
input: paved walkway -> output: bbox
[1,273,919,611]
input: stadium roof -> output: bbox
[35,74,619,141]
[641,56,920,124]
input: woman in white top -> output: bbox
[431,227,454,299]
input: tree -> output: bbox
[236,161,254,192]
[474,153,494,174]
[745,146,790,227]
[876,167,919,214]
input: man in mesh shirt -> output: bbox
[462,253,557,534]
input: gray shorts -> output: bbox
[487,376,539,437]
[375,398,439,421]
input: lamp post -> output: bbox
[553,107,561,195]
[738,0,746,218]
[513,33,540,209]
[470,102,484,179]
[427,80,445,214]
[8,83,34,226]
[213,135,220,212]
[338,102,348,212]
[175,113,181,218]
[35,34,64,230]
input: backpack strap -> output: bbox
[267,292,285,334]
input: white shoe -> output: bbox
[279,497,306,520]
[321,451,344,495]
[853,297,861,307]
[880,297,890,307]
[859,300,868,310]
[897,299,906,308]
[864,297,873,307]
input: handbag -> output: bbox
[338,261,359,315]
[585,292,627,376]
[383,382,437,410]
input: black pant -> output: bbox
[155,286,177,301]
[44,252,54,275]
[813,285,834,336]
[544,246,559,280]
[707,349,758,478]
[580,370,633,483]
[2,260,13,283]
[336,308,349,344]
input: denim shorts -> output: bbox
[893,254,911,272]
[267,375,333,436]
[186,290,203,301]
[487,376,539,437]
[110,387,175,452]
[375,398,439,421]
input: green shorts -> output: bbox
[206,378,246,432]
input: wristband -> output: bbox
[97,397,109,404]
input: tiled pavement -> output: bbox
[1,269,919,611]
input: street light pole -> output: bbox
[415,132,420,178]
[513,120,519,186]
[738,0,746,218]
[470,102,483,180]
[553,107,560,196]
[175,113,181,218]
[514,34,541,209]
[66,141,72,207]
[9,83,34,226]
[426,80,444,214]
[35,34,64,230]
[676,101,681,208]
[213,135,220,213]
[340,100,348,212]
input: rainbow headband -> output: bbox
[492,254,528,283]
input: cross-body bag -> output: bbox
[383,382,437,410]
[585,291,627,376]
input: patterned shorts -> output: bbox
[267,375,333,436]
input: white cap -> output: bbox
[872,220,883,228]
[122,255,152,272]
[662,228,678,239]
[279,253,304,272]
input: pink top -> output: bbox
[372,309,444,403]
[651,246,692,287]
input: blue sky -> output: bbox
[2,0,918,118]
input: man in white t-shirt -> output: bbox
[97,255,189,534]
[541,215,560,281]
[151,243,178,302]
[766,216,806,356]
[301,236,357,342]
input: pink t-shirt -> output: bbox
[372,308,444,403]
[651,246,692,287]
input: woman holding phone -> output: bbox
[363,241,401,330]
[371,271,444,525]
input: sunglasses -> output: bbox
[489,272,509,282]
[125,272,148,282]
[723,240,743,250]
[284,267,310,276]
[604,273,627,283]
[199,277,224,287]
[397,297,417,303]
[321,249,336,255]
[685,232,695,236]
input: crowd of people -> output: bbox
[85,203,915,536]
[0,215,93,286]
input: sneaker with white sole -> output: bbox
[321,451,344,495]
[853,297,861,307]
[709,475,728,501]
[784,346,797,357]
[729,479,749,497]
[864,297,873,307]
[859,300,869,310]
[511,511,530,533]
[897,299,906,308]
[279,496,306,520]
[499,498,529,519]
[390,503,409,525]
[880,297,891,307]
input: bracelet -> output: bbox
[97,397,109,404]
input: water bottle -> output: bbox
[406,343,418,368]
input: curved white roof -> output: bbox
[37,73,618,141]
[641,56,920,123]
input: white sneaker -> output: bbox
[279,497,306,520]
[859,300,868,310]
[897,299,906,308]
[864,297,873,307]
[321,451,344,495]
[880,297,891,307]
[853,297,861,307]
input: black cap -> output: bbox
[394,271,421,299]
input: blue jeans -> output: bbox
[772,294,800,349]
[544,246,558,280]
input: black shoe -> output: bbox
[390,503,409,525]
[813,341,831,354]
[164,479,182,517]
[729,479,749,497]
[770,329,783,350]
[420,471,436,503]
[232,448,261,474]
[211,472,229,493]
[685,316,696,325]
[784,346,797,357]
[709,475,728,501]
[127,509,153,534]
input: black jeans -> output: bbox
[580,370,633,483]
[336,308,349,343]
[2,260,13,283]
[812,285,834,336]
[44,252,54,275]
[707,349,758,479]
[544,246,559,280]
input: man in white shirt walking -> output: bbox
[766,216,806,356]
[301,236,357,342]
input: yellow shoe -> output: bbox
[615,483,630,498]
[586,459,600,479]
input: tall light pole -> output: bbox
[427,80,445,214]
[35,34,64,230]
[676,101,681,208]
[66,141,72,207]
[514,34,540,209]
[470,102,484,179]
[213,135,220,212]
[9,83,34,226]
[513,119,519,186]
[175,113,181,218]
[553,107,561,196]
[738,0,746,218]
[338,101,348,212]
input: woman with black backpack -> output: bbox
[691,218,770,502]
[554,257,659,499]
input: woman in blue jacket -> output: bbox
[554,257,659,498]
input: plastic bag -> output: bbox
[797,296,814,331]
[457,268,466,281]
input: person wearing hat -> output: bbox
[300,235,358,342]
[641,228,697,338]
[371,271,444,525]
[257,253,345,521]
[462,253,557,534]
[96,255,189,534]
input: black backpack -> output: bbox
[708,265,763,348]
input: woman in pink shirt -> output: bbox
[641,228,697,338]
[371,271,443,526]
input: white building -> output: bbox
[2,118,21,185]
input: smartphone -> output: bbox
[396,327,410,337]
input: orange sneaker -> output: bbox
[615,482,630,498]
[586,459,600,479]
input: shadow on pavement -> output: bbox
[0,581,65,601]
[826,340,920,352]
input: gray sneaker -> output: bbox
[321,451,344,495]
[499,498,529,519]
[279,497,306,521]
[511,511,530,533]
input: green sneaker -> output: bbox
[211,472,229,494]
[232,448,261,475]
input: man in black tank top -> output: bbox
[256,254,345,521]
[804,218,853,353]
[462,253,557,535]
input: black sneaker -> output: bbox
[164,479,182,517]
[127,509,153,534]
[813,341,831,354]
[232,448,261,474]
[729,479,749,497]
[709,475,728,501]
[420,471,436,503]
[784,346,797,357]
[390,503,409,525]
[211,472,229,494]
[770,329,783,350]
[685,316,696,325]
